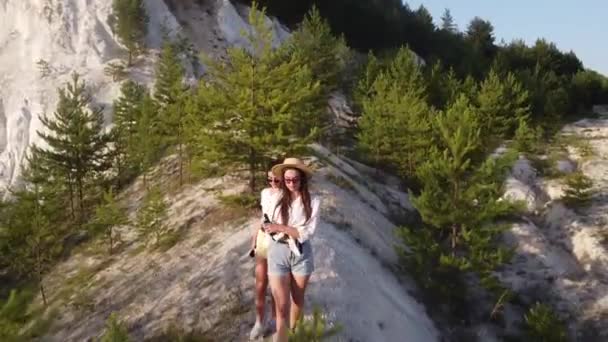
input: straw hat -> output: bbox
[271,157,313,178]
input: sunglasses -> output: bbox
[267,178,281,184]
[284,177,301,184]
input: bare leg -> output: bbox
[269,274,291,342]
[254,257,269,323]
[290,274,311,329]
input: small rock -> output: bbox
[556,159,577,174]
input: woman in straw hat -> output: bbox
[264,157,321,342]
[249,165,281,340]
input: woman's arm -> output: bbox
[265,196,320,242]
[265,224,300,240]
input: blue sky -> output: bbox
[405,0,607,76]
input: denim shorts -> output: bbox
[267,240,314,276]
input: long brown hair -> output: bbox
[277,168,312,225]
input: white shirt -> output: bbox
[268,193,321,244]
[260,188,280,224]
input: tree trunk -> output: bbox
[187,151,193,184]
[248,148,256,194]
[178,141,183,187]
[143,171,147,190]
[451,178,461,256]
[68,176,76,221]
[36,246,47,306]
[248,57,256,194]
[108,228,113,255]
[39,276,47,307]
[77,174,85,225]
[451,224,458,256]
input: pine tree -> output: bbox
[133,94,163,188]
[440,9,457,33]
[0,289,34,340]
[33,73,112,225]
[466,18,496,55]
[192,3,321,193]
[513,118,543,154]
[477,68,531,142]
[461,75,479,102]
[91,190,129,254]
[112,80,147,186]
[4,156,63,306]
[289,5,350,94]
[562,171,594,208]
[353,52,383,110]
[136,186,168,246]
[398,95,515,310]
[154,41,185,108]
[426,62,462,109]
[154,40,187,186]
[465,17,496,77]
[109,0,149,66]
[357,47,433,179]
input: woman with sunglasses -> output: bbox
[249,167,282,340]
[264,158,320,342]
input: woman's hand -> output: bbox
[264,223,284,234]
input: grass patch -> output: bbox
[528,156,558,179]
[289,306,342,341]
[194,232,212,249]
[556,133,595,158]
[53,258,113,304]
[0,287,57,341]
[524,302,567,342]
[71,236,105,257]
[128,243,147,257]
[70,288,96,313]
[326,215,353,231]
[25,308,57,340]
[327,173,356,192]
[218,193,259,210]
[204,288,250,340]
[528,148,573,179]
[201,206,253,230]
[155,229,184,253]
[145,323,213,342]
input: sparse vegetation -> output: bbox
[289,306,342,341]
[36,59,52,78]
[100,313,131,342]
[3,1,608,341]
[218,193,259,210]
[513,118,544,154]
[155,229,182,252]
[524,302,567,342]
[90,190,129,254]
[145,323,212,342]
[562,171,594,208]
[136,186,169,246]
[0,288,54,341]
[327,173,356,192]
[104,61,129,81]
[108,0,148,65]
[556,133,595,158]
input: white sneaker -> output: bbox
[249,321,264,340]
